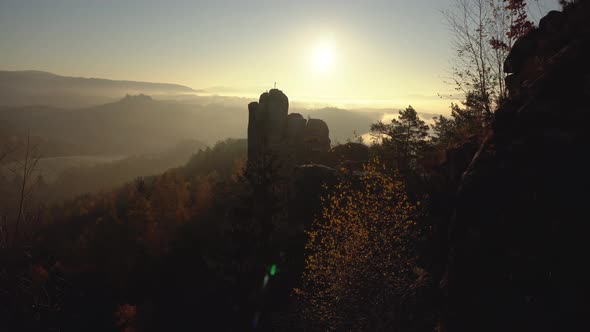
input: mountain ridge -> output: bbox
[0,70,201,108]
[0,70,197,91]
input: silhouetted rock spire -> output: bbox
[247,89,331,167]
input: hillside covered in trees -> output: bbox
[1,0,589,331]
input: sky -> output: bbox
[0,0,560,113]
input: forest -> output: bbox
[1,0,588,331]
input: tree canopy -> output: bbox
[370,106,429,172]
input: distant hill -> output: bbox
[1,93,388,157]
[0,71,439,151]
[0,70,199,108]
[0,94,244,156]
[38,139,205,202]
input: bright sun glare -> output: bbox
[312,42,335,74]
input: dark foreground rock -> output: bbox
[443,2,590,331]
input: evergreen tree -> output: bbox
[431,92,487,148]
[370,106,430,171]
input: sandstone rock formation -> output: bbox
[443,2,590,330]
[247,89,289,162]
[303,119,331,153]
[247,89,332,167]
[286,113,306,147]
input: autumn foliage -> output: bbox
[490,0,535,51]
[299,159,423,330]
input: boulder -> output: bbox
[504,29,539,74]
[303,118,331,152]
[539,10,566,34]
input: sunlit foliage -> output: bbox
[299,159,423,330]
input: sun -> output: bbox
[311,43,335,74]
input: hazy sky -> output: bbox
[0,0,559,112]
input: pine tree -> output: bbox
[370,106,430,171]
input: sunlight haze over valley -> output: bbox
[0,0,559,112]
[2,0,583,330]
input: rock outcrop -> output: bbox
[286,113,306,147]
[444,3,590,331]
[247,89,289,162]
[247,89,332,167]
[303,119,331,153]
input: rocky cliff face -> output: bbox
[247,89,331,167]
[444,2,590,331]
